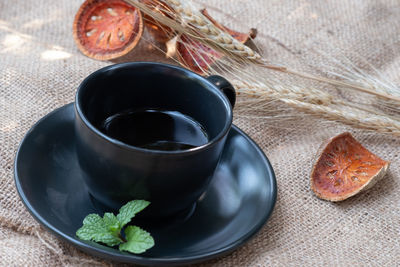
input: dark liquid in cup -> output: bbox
[99,109,209,151]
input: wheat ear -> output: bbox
[234,81,400,135]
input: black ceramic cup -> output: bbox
[74,62,235,218]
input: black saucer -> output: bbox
[14,103,277,266]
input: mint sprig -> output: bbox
[76,200,154,254]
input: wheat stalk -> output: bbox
[232,80,333,106]
[232,80,400,135]
[125,0,400,103]
[282,99,400,135]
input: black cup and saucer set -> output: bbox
[14,62,277,265]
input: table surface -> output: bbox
[0,0,399,266]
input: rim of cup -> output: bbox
[75,62,233,155]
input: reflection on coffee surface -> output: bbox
[100,109,209,151]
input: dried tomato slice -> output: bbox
[177,9,256,75]
[73,0,143,60]
[311,132,389,201]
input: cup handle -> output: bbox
[206,75,236,109]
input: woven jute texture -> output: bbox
[1,0,400,266]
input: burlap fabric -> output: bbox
[1,0,399,266]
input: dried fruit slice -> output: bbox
[311,132,389,201]
[176,34,223,75]
[177,10,257,75]
[141,0,175,43]
[73,0,143,60]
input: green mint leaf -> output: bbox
[76,214,122,247]
[119,226,154,254]
[103,212,121,232]
[117,200,150,227]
